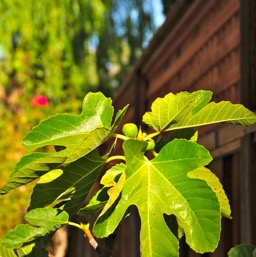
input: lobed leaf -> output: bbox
[94,139,221,257]
[0,245,17,257]
[22,92,128,164]
[100,163,126,187]
[22,92,114,152]
[29,150,105,215]
[1,208,68,249]
[188,167,231,218]
[25,207,69,228]
[143,90,256,132]
[228,244,256,257]
[0,92,127,195]
[78,187,109,216]
[78,163,126,216]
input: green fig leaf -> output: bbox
[0,152,66,194]
[228,244,256,257]
[22,92,127,164]
[188,167,231,218]
[22,92,114,152]
[0,237,48,257]
[100,163,126,187]
[1,208,68,249]
[0,93,127,195]
[0,245,17,257]
[94,139,221,257]
[143,90,256,132]
[78,163,126,216]
[78,187,109,216]
[29,150,105,216]
[25,207,69,228]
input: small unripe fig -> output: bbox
[122,123,138,138]
[145,138,155,150]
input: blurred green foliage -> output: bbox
[0,0,106,237]
[0,0,157,98]
[0,0,161,238]
[0,103,59,238]
[0,0,106,100]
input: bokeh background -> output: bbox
[0,0,169,238]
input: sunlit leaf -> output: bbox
[100,163,125,187]
[15,242,48,257]
[0,244,17,257]
[38,169,63,184]
[188,167,231,218]
[143,90,256,132]
[1,208,68,249]
[29,150,105,216]
[95,172,126,220]
[25,207,69,228]
[0,93,127,195]
[0,152,66,194]
[94,139,220,257]
[1,225,44,249]
[78,162,126,216]
[22,92,114,162]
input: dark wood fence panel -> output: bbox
[237,0,256,245]
[67,0,256,256]
[147,0,240,104]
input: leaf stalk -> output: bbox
[111,133,128,141]
[106,155,126,163]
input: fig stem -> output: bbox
[111,133,128,141]
[106,155,126,163]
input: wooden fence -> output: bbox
[67,0,256,256]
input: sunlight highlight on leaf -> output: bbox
[143,90,256,132]
[38,169,63,184]
[188,167,231,218]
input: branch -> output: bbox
[68,221,103,255]
[80,223,101,253]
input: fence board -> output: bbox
[67,0,256,256]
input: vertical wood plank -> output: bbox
[239,134,256,244]
[240,0,256,110]
[240,0,256,245]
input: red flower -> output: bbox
[30,95,48,107]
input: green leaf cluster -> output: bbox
[0,0,157,100]
[1,208,68,249]
[0,208,68,257]
[1,90,256,257]
[0,0,106,99]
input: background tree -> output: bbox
[0,0,166,238]
[0,0,159,101]
[96,0,155,96]
[0,0,106,104]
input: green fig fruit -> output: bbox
[122,123,138,138]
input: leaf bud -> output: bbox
[145,138,155,150]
